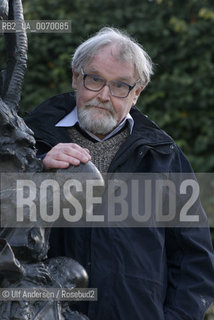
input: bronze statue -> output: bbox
[0,1,102,318]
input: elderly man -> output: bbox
[25,27,214,320]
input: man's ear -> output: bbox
[132,86,145,106]
[72,69,79,90]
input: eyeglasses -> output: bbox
[81,68,138,98]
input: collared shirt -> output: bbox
[55,106,134,142]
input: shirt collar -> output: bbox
[55,106,134,142]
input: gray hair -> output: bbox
[71,27,153,87]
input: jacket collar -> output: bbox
[130,106,173,146]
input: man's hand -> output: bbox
[43,143,91,169]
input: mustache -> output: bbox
[85,99,115,114]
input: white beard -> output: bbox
[77,99,118,135]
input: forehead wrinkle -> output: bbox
[86,64,134,83]
[86,67,133,83]
[85,44,136,82]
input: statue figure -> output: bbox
[0,0,46,288]
[0,1,103,318]
[0,0,41,172]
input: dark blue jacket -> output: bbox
[25,92,214,320]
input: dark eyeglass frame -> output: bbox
[81,68,138,98]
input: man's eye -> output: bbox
[113,82,125,89]
[91,76,102,83]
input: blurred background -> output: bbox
[0,0,214,317]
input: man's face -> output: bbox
[72,45,143,138]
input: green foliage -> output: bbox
[1,0,214,173]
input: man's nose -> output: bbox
[97,84,111,102]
